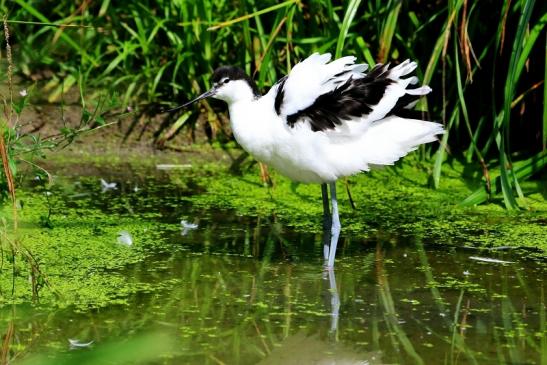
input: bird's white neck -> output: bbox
[225,95,277,163]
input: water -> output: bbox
[4,167,546,364]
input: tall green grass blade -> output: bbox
[407,11,419,28]
[285,4,296,71]
[481,112,502,157]
[355,36,376,66]
[433,34,494,188]
[432,109,458,188]
[423,0,463,86]
[494,145,515,209]
[197,1,213,65]
[413,7,447,35]
[487,0,512,158]
[461,150,547,206]
[377,0,402,63]
[465,116,485,162]
[544,33,547,150]
[241,5,253,76]
[453,36,483,165]
[98,0,110,17]
[257,13,286,87]
[251,2,268,52]
[151,63,169,98]
[511,167,525,202]
[251,1,284,86]
[497,0,536,210]
[514,11,547,82]
[418,0,462,114]
[334,0,362,58]
[316,39,338,54]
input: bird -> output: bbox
[166,53,444,268]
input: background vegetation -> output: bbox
[0,0,546,208]
[0,2,546,363]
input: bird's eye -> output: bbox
[223,78,230,84]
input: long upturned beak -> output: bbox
[162,88,216,113]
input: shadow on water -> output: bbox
[2,169,546,364]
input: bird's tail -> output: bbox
[358,116,444,167]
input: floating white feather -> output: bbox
[69,339,94,348]
[181,220,198,236]
[469,256,514,264]
[117,230,133,246]
[100,178,117,193]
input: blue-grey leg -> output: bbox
[327,267,340,333]
[321,183,331,261]
[327,182,340,267]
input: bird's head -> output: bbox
[165,66,259,113]
[210,66,260,103]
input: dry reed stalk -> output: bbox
[1,18,16,224]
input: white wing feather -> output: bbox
[269,53,432,142]
[277,53,368,117]
[326,116,445,180]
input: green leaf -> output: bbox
[82,109,91,124]
[461,150,547,206]
[8,156,17,177]
[13,96,28,115]
[378,1,402,63]
[335,0,363,58]
[48,74,77,103]
[95,115,105,126]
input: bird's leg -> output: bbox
[327,267,340,334]
[327,182,340,268]
[321,183,331,261]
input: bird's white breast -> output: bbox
[228,99,276,162]
[227,97,333,183]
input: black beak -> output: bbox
[162,88,216,113]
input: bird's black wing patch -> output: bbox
[274,76,287,115]
[286,64,393,132]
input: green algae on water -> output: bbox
[1,152,545,311]
[0,184,181,309]
[184,157,547,251]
